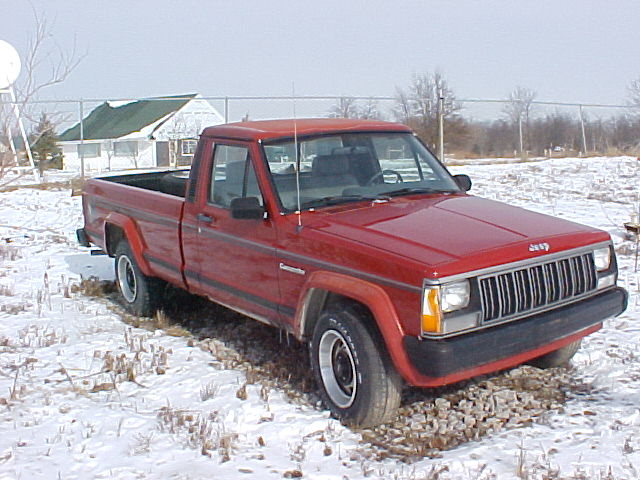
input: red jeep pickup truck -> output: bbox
[78,118,627,427]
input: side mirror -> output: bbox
[230,196,264,220]
[453,174,472,192]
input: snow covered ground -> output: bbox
[0,156,638,479]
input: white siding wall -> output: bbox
[62,140,155,172]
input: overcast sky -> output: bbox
[3,1,640,117]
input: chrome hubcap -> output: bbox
[117,255,137,303]
[318,329,357,408]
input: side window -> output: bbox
[209,144,263,208]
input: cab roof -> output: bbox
[201,118,411,141]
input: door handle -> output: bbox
[196,213,213,223]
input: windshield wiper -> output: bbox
[301,194,390,209]
[384,187,458,197]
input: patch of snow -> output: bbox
[0,156,638,479]
[107,100,137,108]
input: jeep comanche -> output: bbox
[77,118,628,427]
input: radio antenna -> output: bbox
[293,82,302,229]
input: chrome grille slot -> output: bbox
[479,253,597,323]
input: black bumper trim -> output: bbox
[76,228,91,247]
[403,287,628,379]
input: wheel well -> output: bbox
[301,289,377,340]
[104,224,124,257]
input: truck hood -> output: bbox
[307,194,608,276]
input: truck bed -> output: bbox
[82,170,190,290]
[100,169,190,197]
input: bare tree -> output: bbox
[628,77,640,110]
[392,89,410,122]
[358,98,382,119]
[503,86,537,125]
[0,10,83,177]
[327,96,359,118]
[503,86,537,156]
[393,71,463,148]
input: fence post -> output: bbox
[224,96,229,123]
[79,99,85,181]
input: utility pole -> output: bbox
[579,105,588,155]
[518,115,525,160]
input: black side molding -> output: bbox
[404,287,628,379]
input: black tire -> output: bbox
[114,240,162,317]
[528,340,582,368]
[309,305,402,428]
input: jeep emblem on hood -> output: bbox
[529,242,550,252]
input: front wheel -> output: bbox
[114,240,162,317]
[528,339,582,368]
[310,305,402,428]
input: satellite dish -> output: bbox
[0,40,21,90]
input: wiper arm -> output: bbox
[384,187,457,197]
[301,194,390,209]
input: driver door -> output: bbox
[184,142,281,325]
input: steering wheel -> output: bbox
[366,169,404,185]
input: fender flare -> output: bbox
[295,270,417,383]
[103,212,152,276]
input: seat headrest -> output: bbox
[312,155,350,176]
[225,161,246,183]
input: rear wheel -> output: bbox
[310,305,402,428]
[528,340,582,368]
[114,240,162,317]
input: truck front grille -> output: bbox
[479,253,597,323]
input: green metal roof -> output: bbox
[59,94,197,141]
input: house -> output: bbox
[58,94,224,171]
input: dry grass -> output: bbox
[0,303,29,314]
[87,329,172,393]
[0,284,14,296]
[130,432,155,456]
[69,277,116,298]
[156,407,237,460]
[512,446,633,480]
[200,381,220,402]
[0,177,84,194]
[16,324,68,348]
[0,245,21,261]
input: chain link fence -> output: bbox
[1,94,635,177]
[13,94,632,135]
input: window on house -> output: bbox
[77,143,100,158]
[113,141,138,157]
[181,139,197,156]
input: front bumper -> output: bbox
[403,286,628,379]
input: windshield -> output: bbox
[262,132,460,211]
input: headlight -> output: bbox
[593,247,611,272]
[421,280,471,334]
[441,280,471,313]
